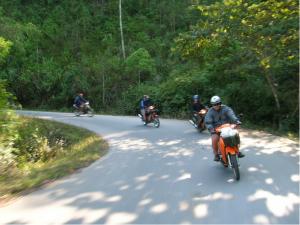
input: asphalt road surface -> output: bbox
[0,111,299,224]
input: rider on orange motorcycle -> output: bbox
[192,95,206,112]
[204,95,245,161]
[140,95,153,123]
[191,95,206,128]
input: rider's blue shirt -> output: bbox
[74,95,87,107]
[140,99,152,109]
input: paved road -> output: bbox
[0,111,299,224]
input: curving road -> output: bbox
[0,111,299,224]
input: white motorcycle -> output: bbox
[73,102,94,117]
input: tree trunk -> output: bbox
[119,0,126,59]
[264,69,280,111]
[138,71,141,85]
[172,0,176,32]
[159,1,162,25]
[292,102,299,116]
[36,45,39,75]
[102,73,105,105]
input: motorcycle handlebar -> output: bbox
[215,123,241,133]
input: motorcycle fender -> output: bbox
[219,138,238,164]
[226,146,238,155]
[227,151,239,168]
[219,138,227,163]
[226,147,239,167]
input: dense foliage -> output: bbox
[175,0,298,131]
[0,116,104,169]
[0,0,298,132]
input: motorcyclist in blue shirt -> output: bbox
[140,95,153,123]
[74,92,87,109]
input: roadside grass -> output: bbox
[0,117,108,203]
[172,113,299,142]
[240,121,298,142]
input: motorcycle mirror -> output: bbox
[238,113,243,118]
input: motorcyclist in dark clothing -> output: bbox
[191,95,206,128]
[74,93,87,108]
[140,95,153,123]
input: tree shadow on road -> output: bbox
[3,118,299,224]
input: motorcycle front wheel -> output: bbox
[154,118,160,128]
[87,108,94,117]
[229,154,240,180]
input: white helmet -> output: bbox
[210,95,221,105]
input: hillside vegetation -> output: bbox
[0,0,298,133]
[0,112,108,201]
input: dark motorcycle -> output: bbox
[73,102,94,117]
[138,105,160,128]
[189,108,208,132]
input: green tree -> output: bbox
[174,0,298,130]
[0,36,12,109]
[0,37,12,65]
[125,48,155,85]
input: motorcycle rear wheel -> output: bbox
[74,109,81,117]
[229,154,240,180]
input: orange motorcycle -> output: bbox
[138,106,160,128]
[190,108,208,132]
[216,123,241,180]
[197,108,208,131]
